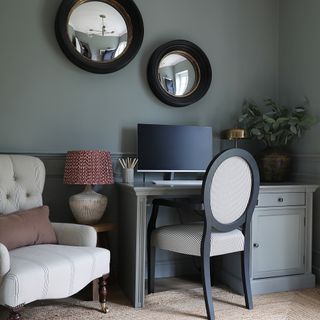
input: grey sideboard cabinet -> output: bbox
[221,184,318,295]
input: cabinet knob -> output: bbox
[278,197,284,203]
[253,243,260,248]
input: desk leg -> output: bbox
[119,191,147,308]
[135,196,147,308]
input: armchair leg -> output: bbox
[99,274,109,314]
[7,305,24,320]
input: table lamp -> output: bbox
[64,150,114,225]
[221,128,248,147]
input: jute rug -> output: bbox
[1,286,320,320]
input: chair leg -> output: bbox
[147,245,156,293]
[99,274,109,313]
[201,254,215,320]
[210,257,215,286]
[241,250,253,309]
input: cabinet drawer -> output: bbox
[257,192,305,207]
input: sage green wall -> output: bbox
[279,0,320,153]
[0,0,279,154]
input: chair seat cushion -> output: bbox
[151,223,244,257]
[0,244,110,308]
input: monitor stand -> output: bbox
[152,172,202,186]
[164,172,175,181]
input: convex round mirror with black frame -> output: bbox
[147,40,212,107]
[55,0,144,73]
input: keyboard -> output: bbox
[152,180,202,186]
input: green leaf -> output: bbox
[263,114,275,124]
[290,125,297,134]
[276,117,289,123]
[264,124,271,133]
[238,114,247,122]
[256,122,265,129]
[251,128,261,136]
[272,121,280,130]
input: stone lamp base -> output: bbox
[69,185,107,225]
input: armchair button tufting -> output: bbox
[6,194,10,199]
[26,193,30,197]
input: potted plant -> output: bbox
[239,98,318,182]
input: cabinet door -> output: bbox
[252,208,305,279]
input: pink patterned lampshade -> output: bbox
[64,150,114,185]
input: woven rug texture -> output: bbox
[1,287,320,320]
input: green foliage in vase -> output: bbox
[238,98,318,147]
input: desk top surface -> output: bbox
[118,182,318,197]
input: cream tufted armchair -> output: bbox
[0,155,110,320]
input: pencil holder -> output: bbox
[122,168,134,183]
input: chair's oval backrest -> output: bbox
[0,155,45,214]
[202,149,260,232]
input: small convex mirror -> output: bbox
[148,40,212,107]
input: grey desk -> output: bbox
[118,182,317,308]
[118,182,201,308]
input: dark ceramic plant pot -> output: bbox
[258,148,292,182]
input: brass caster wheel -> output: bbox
[101,302,109,314]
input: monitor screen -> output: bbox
[137,124,213,172]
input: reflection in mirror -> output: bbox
[68,1,129,62]
[147,40,212,107]
[158,52,198,97]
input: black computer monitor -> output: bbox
[137,124,213,172]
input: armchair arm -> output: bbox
[52,223,97,247]
[0,243,10,282]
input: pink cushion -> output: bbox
[0,206,57,250]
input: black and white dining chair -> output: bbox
[147,148,260,320]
